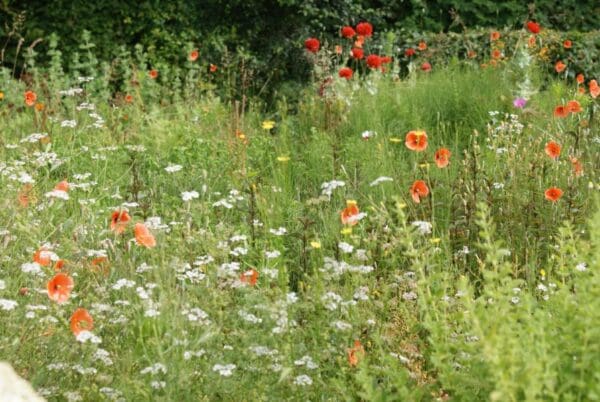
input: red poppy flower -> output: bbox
[563,40,572,49]
[125,94,133,104]
[576,73,584,84]
[544,187,563,202]
[553,105,569,118]
[338,67,353,80]
[434,148,451,168]
[70,308,94,336]
[18,184,33,208]
[189,49,199,62]
[24,91,37,107]
[555,61,566,73]
[356,22,373,37]
[304,37,320,53]
[490,31,500,41]
[491,49,502,60]
[340,200,360,225]
[47,273,74,304]
[410,180,429,203]
[566,100,582,113]
[149,69,158,79]
[404,48,415,57]
[134,223,156,248]
[380,56,392,64]
[209,64,218,72]
[421,62,432,72]
[341,26,356,39]
[405,130,428,152]
[351,48,364,60]
[526,21,541,34]
[111,210,131,234]
[33,247,54,267]
[544,141,561,159]
[366,54,382,69]
[240,269,259,286]
[590,80,600,99]
[54,180,69,192]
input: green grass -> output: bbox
[1,60,600,401]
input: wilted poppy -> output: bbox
[304,37,320,53]
[240,269,259,286]
[553,105,569,118]
[134,223,156,248]
[421,62,432,72]
[410,180,429,203]
[149,69,158,79]
[544,141,561,159]
[347,340,365,367]
[405,130,428,152]
[434,148,451,168]
[341,26,356,38]
[356,22,373,37]
[125,94,133,103]
[526,21,541,34]
[47,273,74,304]
[569,156,583,177]
[18,184,34,207]
[555,61,566,73]
[111,210,131,234]
[351,48,364,60]
[70,308,94,336]
[340,200,360,225]
[33,247,55,267]
[189,49,199,62]
[209,64,218,73]
[338,67,353,80]
[24,91,37,107]
[467,50,477,59]
[544,187,563,202]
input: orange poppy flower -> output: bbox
[110,210,131,234]
[569,156,583,177]
[134,223,156,248]
[240,268,259,286]
[491,49,502,60]
[354,35,365,48]
[576,73,584,84]
[347,340,365,367]
[417,41,427,51]
[47,273,74,304]
[33,247,54,267]
[35,103,45,112]
[590,80,600,99]
[70,308,94,336]
[54,180,69,192]
[125,94,133,103]
[54,259,65,271]
[340,200,360,225]
[553,105,569,118]
[544,141,561,159]
[578,87,586,95]
[566,100,582,113]
[563,40,572,49]
[434,148,451,168]
[545,187,563,202]
[189,49,199,61]
[405,130,428,152]
[410,180,429,203]
[209,64,218,73]
[149,69,158,79]
[555,61,566,73]
[490,31,500,41]
[527,35,536,48]
[24,91,37,107]
[334,45,343,55]
[467,50,477,59]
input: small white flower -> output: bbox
[76,331,102,344]
[265,250,281,259]
[0,299,18,311]
[60,120,77,128]
[411,221,432,235]
[151,381,166,389]
[181,191,199,202]
[212,364,236,377]
[293,374,313,386]
[361,130,376,140]
[575,262,587,272]
[269,227,287,236]
[338,242,354,254]
[45,190,69,200]
[165,164,183,173]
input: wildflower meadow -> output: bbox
[1,12,600,402]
